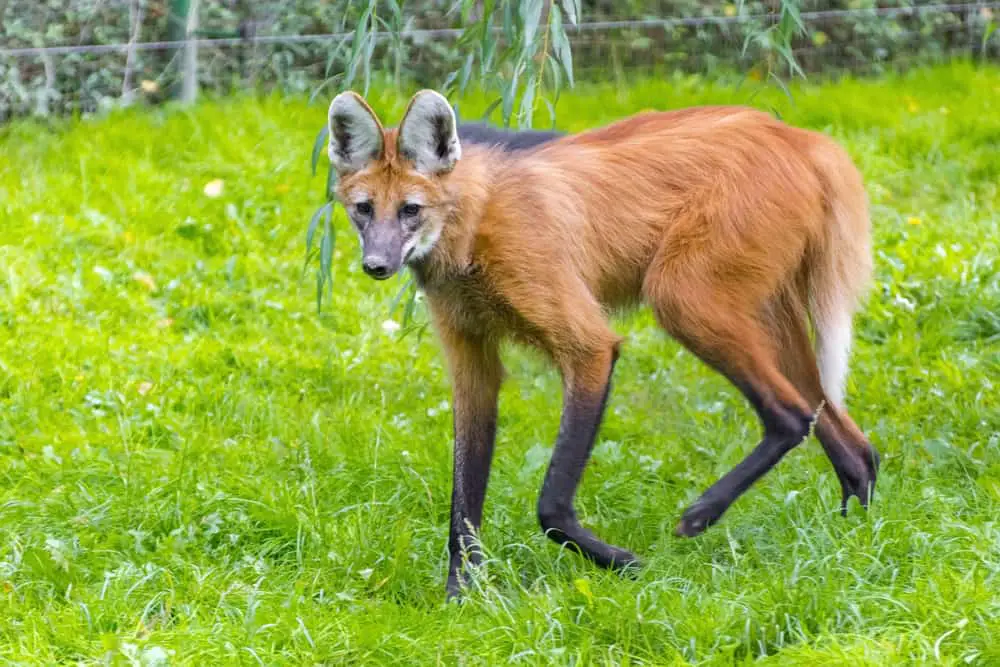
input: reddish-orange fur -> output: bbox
[332,94,879,595]
[344,107,867,392]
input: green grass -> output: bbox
[1,61,998,665]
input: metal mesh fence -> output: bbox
[1,1,998,121]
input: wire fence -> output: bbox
[1,1,998,121]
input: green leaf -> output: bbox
[503,1,516,42]
[362,29,377,95]
[775,41,804,80]
[308,75,344,105]
[442,69,460,97]
[305,201,333,265]
[324,35,351,77]
[480,13,497,76]
[317,213,336,312]
[311,126,329,176]
[520,0,544,57]
[325,165,338,202]
[402,283,417,325]
[782,1,805,35]
[386,0,402,23]
[982,21,997,57]
[389,274,415,315]
[557,0,579,25]
[459,52,475,94]
[316,267,325,313]
[544,51,562,93]
[542,97,557,129]
[460,0,477,23]
[345,4,374,89]
[519,76,536,129]
[501,67,521,128]
[768,70,794,106]
[550,10,575,88]
[481,97,502,121]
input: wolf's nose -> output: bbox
[362,257,392,279]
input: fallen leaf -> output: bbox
[140,79,160,94]
[203,179,224,198]
[156,317,174,329]
[137,381,153,396]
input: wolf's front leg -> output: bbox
[437,326,504,600]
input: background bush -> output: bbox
[1,0,997,121]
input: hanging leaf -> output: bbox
[550,8,575,88]
[501,66,521,128]
[308,74,345,105]
[502,1,516,42]
[558,0,581,26]
[442,69,460,97]
[982,21,997,58]
[481,97,503,121]
[317,212,336,312]
[544,51,562,93]
[386,0,402,23]
[305,201,333,268]
[458,52,475,94]
[310,126,329,176]
[520,0,545,59]
[402,282,418,325]
[519,75,537,129]
[344,3,374,89]
[362,26,377,94]
[389,273,415,315]
[542,97,557,129]
[460,0,478,23]
[324,35,352,77]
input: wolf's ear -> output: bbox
[397,90,461,174]
[328,91,384,174]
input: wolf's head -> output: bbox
[327,90,461,281]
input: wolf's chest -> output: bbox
[422,266,538,344]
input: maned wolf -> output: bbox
[326,89,879,599]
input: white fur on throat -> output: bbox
[402,223,444,264]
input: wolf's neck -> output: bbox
[409,146,505,288]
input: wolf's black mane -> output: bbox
[457,121,564,152]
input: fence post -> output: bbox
[168,0,199,104]
[181,0,200,104]
[122,0,144,105]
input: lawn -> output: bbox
[1,62,998,665]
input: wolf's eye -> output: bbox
[355,201,373,216]
[400,203,422,218]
